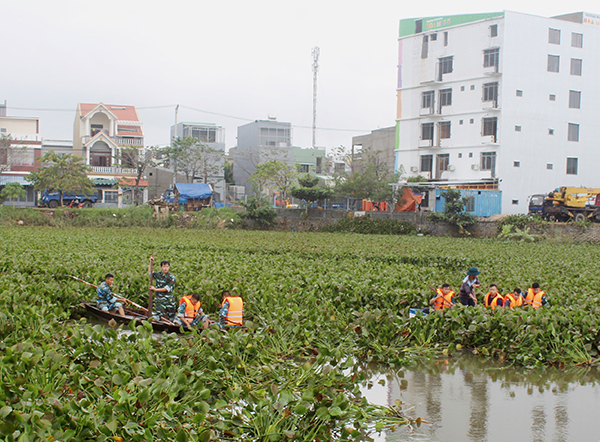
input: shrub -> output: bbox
[320,215,417,235]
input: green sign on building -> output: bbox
[399,12,504,38]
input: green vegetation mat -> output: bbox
[1,227,599,441]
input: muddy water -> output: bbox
[361,355,600,442]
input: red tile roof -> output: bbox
[79,103,140,122]
[118,178,149,187]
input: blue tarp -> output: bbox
[175,183,213,200]
[214,202,231,209]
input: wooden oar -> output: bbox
[148,253,154,318]
[68,275,148,312]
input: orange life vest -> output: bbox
[504,293,523,310]
[484,292,503,309]
[525,289,545,309]
[179,295,201,322]
[222,296,244,326]
[433,289,455,310]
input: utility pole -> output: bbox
[173,105,179,185]
[311,46,319,149]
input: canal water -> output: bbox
[361,355,600,442]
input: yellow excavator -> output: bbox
[536,187,600,222]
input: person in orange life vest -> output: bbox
[524,282,549,309]
[483,284,503,310]
[504,288,524,310]
[429,284,455,310]
[176,293,211,329]
[219,290,244,328]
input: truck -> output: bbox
[40,190,99,209]
[528,187,600,222]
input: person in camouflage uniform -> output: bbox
[149,256,176,321]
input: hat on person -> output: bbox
[467,267,480,276]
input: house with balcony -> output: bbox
[73,103,148,206]
[0,101,42,206]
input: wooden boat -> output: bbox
[81,300,185,333]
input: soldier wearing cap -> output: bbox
[459,267,481,306]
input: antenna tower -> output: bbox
[311,46,320,148]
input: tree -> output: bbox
[116,146,160,205]
[427,188,477,235]
[291,174,333,214]
[250,160,297,204]
[1,182,26,208]
[28,152,95,207]
[167,137,224,184]
[224,161,235,185]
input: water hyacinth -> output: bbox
[1,227,600,440]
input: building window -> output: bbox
[298,164,310,173]
[316,157,322,174]
[470,119,474,124]
[415,19,423,33]
[483,82,498,105]
[422,91,434,110]
[483,48,499,69]
[439,89,452,107]
[490,24,498,37]
[569,90,581,109]
[549,28,561,44]
[420,154,433,172]
[437,154,449,172]
[547,55,560,72]
[469,152,473,158]
[438,56,453,80]
[470,85,475,90]
[465,196,475,212]
[430,33,437,41]
[570,58,582,76]
[515,125,522,132]
[439,121,451,139]
[461,86,465,91]
[421,123,434,142]
[549,129,554,135]
[481,152,496,171]
[104,191,118,203]
[512,199,519,205]
[514,161,520,167]
[444,32,448,46]
[459,120,464,125]
[516,90,523,97]
[547,163,553,170]
[421,35,429,59]
[571,32,583,48]
[458,153,462,158]
[567,157,578,175]
[549,94,556,101]
[568,123,579,142]
[482,117,498,141]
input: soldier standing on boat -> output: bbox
[148,256,177,321]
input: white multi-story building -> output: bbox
[395,11,600,214]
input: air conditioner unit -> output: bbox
[410,166,418,172]
[448,165,455,172]
[471,164,480,171]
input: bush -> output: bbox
[187,207,244,229]
[240,197,277,228]
[320,215,418,235]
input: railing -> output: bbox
[82,135,144,146]
[90,166,137,174]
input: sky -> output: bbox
[1,0,598,152]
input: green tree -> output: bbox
[28,152,95,207]
[250,160,297,204]
[240,197,278,227]
[168,137,224,184]
[0,182,26,208]
[427,188,477,235]
[224,161,235,185]
[334,163,401,210]
[291,174,333,214]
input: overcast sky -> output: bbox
[1,0,598,152]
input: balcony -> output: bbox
[82,135,144,146]
[90,166,137,175]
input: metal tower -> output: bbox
[312,46,319,148]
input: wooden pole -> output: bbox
[147,253,154,318]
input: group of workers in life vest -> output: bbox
[426,267,550,312]
[95,256,244,329]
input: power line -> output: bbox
[8,104,370,133]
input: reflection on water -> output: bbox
[361,355,600,442]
